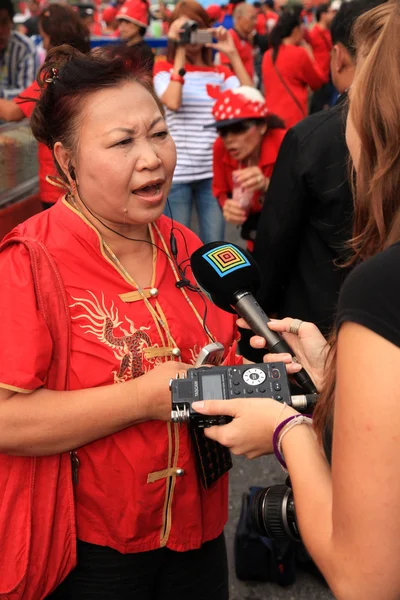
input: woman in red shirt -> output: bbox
[0,4,90,209]
[0,47,240,599]
[208,86,286,248]
[261,12,327,128]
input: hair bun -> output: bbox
[38,45,85,88]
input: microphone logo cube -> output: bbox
[203,244,250,277]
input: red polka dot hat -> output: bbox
[205,85,269,129]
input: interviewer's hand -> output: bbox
[238,317,329,392]
[192,397,298,458]
[136,361,191,421]
[223,198,247,225]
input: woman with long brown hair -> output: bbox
[193,2,400,598]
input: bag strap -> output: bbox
[272,59,306,119]
[0,236,71,390]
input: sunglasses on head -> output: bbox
[217,120,258,137]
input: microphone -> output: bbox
[190,242,317,395]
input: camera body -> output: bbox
[178,20,213,45]
[170,362,291,428]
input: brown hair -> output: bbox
[30,45,164,183]
[38,4,91,54]
[167,0,213,65]
[313,1,397,440]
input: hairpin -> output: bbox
[45,67,59,84]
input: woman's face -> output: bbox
[118,19,141,41]
[69,81,176,227]
[220,121,266,162]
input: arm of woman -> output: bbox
[283,324,400,600]
[0,359,188,457]
[194,324,400,599]
[0,244,190,456]
[208,27,253,87]
[155,17,189,112]
[157,46,186,112]
[0,98,25,122]
[300,47,327,89]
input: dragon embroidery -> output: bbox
[70,291,158,383]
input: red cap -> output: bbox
[206,86,269,128]
[102,5,118,23]
[116,0,149,27]
[206,4,222,22]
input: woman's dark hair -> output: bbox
[38,4,91,54]
[316,2,330,22]
[167,0,213,65]
[30,45,164,182]
[269,11,301,63]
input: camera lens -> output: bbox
[251,484,301,542]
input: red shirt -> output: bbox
[255,12,267,35]
[308,24,332,81]
[265,10,279,33]
[212,127,287,213]
[220,29,254,79]
[13,82,61,204]
[0,200,239,554]
[261,44,327,128]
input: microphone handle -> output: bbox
[234,291,317,395]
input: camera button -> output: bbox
[259,388,266,393]
[275,395,283,401]
[234,389,241,395]
[246,388,254,394]
[233,379,241,386]
[273,382,281,391]
[175,468,185,476]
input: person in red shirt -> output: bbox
[101,5,120,36]
[207,86,286,249]
[261,11,327,128]
[308,3,334,80]
[263,0,279,33]
[309,2,335,112]
[206,3,223,26]
[116,0,155,72]
[0,47,242,599]
[0,3,90,209]
[220,2,256,80]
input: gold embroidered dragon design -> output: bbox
[70,291,158,383]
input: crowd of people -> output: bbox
[1,0,400,598]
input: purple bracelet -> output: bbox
[272,414,313,470]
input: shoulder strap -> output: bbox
[272,59,306,119]
[0,236,71,390]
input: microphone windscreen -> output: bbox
[190,242,260,312]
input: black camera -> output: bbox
[170,363,291,428]
[251,479,301,543]
[178,20,213,45]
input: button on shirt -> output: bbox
[0,31,38,100]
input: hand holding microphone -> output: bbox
[190,242,323,395]
[238,316,329,394]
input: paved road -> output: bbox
[191,220,335,599]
